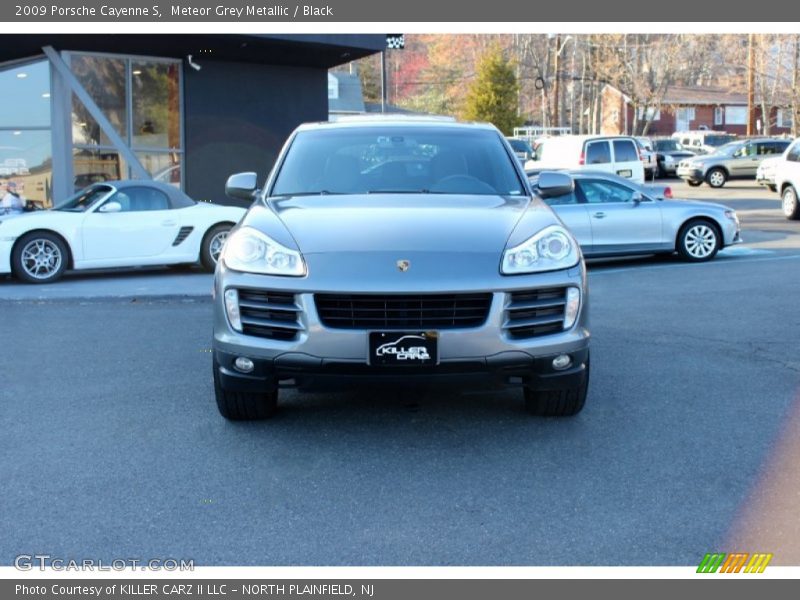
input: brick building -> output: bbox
[600,84,794,137]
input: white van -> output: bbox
[533,135,645,184]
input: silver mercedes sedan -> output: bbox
[530,171,741,262]
[211,119,590,420]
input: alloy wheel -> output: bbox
[684,224,717,259]
[20,239,63,280]
[783,187,798,217]
[209,231,229,264]
[708,170,725,187]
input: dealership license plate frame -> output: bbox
[368,331,439,366]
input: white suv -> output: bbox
[773,138,800,220]
[533,135,645,184]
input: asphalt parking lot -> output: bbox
[1,180,799,566]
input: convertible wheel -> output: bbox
[677,219,720,262]
[11,232,68,284]
[706,168,727,188]
[782,185,800,220]
[213,359,278,420]
[524,356,589,417]
[201,224,232,271]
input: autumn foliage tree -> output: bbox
[461,46,521,134]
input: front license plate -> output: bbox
[617,169,633,178]
[369,331,438,366]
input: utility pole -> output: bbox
[553,34,561,128]
[381,50,387,113]
[747,33,755,136]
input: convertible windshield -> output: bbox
[271,126,526,197]
[53,185,114,211]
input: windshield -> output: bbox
[715,141,744,155]
[53,185,114,211]
[654,139,681,152]
[271,126,527,197]
[705,135,736,147]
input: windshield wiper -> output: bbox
[274,190,346,197]
[367,189,440,194]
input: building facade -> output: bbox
[600,84,794,138]
[0,34,384,207]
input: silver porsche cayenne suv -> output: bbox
[212,118,590,419]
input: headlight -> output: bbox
[724,210,739,224]
[501,225,580,275]
[222,226,306,276]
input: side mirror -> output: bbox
[98,201,122,213]
[536,171,574,199]
[631,191,643,204]
[225,172,258,201]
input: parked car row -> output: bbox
[773,137,800,220]
[0,180,246,283]
[1,116,753,421]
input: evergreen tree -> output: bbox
[461,46,521,134]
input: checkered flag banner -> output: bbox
[386,34,405,49]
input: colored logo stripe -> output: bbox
[697,553,726,573]
[744,553,773,573]
[697,553,772,573]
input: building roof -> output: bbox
[606,84,790,107]
[661,86,747,106]
[0,34,385,69]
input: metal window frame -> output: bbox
[47,47,185,199]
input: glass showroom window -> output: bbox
[70,53,183,191]
[0,59,53,207]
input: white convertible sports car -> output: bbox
[0,180,246,283]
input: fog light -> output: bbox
[552,354,572,370]
[234,356,254,373]
[224,289,242,331]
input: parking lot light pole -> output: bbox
[747,33,755,136]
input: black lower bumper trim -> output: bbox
[214,347,589,393]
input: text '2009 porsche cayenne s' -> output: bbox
[212,119,590,419]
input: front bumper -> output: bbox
[756,173,776,186]
[215,346,590,392]
[660,157,677,174]
[213,262,590,393]
[0,240,13,274]
[677,166,704,182]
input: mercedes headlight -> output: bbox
[222,226,306,276]
[501,225,580,275]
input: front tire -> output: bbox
[200,224,232,271]
[11,232,69,284]
[782,185,800,220]
[213,359,278,420]
[687,180,703,187]
[706,168,727,188]
[524,356,589,417]
[677,219,720,262]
